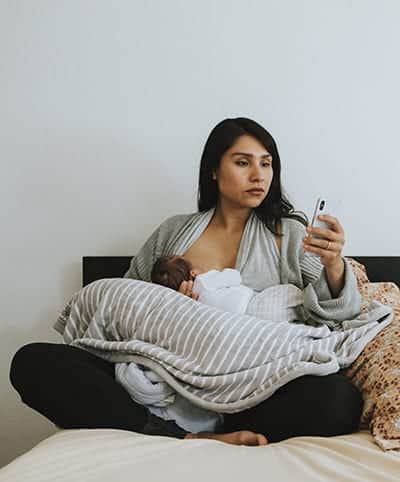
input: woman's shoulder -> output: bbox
[158,210,202,234]
[162,211,199,227]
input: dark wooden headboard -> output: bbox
[82,256,400,288]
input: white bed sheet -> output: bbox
[1,429,399,482]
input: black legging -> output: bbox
[9,342,363,443]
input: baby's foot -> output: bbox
[184,430,268,446]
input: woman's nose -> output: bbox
[250,167,264,181]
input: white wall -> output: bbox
[1,0,399,467]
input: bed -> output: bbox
[1,255,400,482]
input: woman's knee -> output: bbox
[319,374,363,434]
[10,342,54,392]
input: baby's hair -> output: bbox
[151,255,192,291]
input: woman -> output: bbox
[10,117,363,447]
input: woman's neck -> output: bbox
[210,203,252,234]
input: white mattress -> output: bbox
[1,429,399,482]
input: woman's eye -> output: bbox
[236,160,271,167]
[236,159,271,167]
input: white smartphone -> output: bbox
[307,197,334,257]
[310,196,332,238]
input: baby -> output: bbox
[150,255,306,322]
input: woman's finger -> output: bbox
[306,226,335,240]
[316,214,344,234]
[303,241,339,258]
[304,237,342,251]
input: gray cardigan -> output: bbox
[124,208,362,325]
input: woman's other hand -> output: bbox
[178,280,199,300]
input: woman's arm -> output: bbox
[299,215,362,324]
[124,216,177,281]
[124,225,161,281]
[324,258,345,298]
[124,214,192,282]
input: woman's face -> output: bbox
[212,135,273,209]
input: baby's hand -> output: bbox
[178,280,199,300]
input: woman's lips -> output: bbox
[246,190,264,195]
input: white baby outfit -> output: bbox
[193,268,306,322]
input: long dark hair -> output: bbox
[197,117,308,236]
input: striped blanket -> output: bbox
[54,278,393,413]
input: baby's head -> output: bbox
[151,255,198,291]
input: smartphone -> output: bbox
[307,197,333,257]
[310,197,332,239]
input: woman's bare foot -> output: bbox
[184,430,268,446]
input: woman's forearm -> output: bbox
[325,258,346,298]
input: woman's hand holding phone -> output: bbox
[303,197,346,269]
